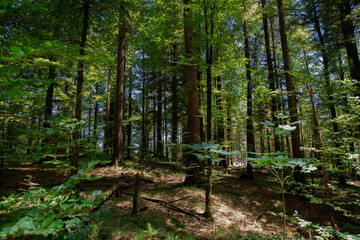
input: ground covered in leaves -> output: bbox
[1,157,359,239]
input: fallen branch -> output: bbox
[141,196,204,220]
[168,196,191,204]
[91,182,135,213]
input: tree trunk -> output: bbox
[183,0,201,186]
[157,80,163,156]
[141,51,148,158]
[276,0,305,184]
[261,0,280,152]
[311,2,345,185]
[94,82,99,142]
[43,63,56,129]
[104,69,112,153]
[71,0,90,169]
[171,44,179,162]
[204,1,213,142]
[127,70,133,159]
[340,0,360,97]
[111,9,126,166]
[244,15,254,179]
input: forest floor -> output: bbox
[1,156,359,239]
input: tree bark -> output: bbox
[311,2,346,185]
[94,82,99,141]
[276,0,305,184]
[71,0,90,169]
[340,0,360,97]
[43,63,56,129]
[204,1,213,142]
[171,44,179,162]
[104,69,112,153]
[127,70,133,159]
[244,15,254,179]
[183,0,201,186]
[261,0,280,152]
[111,9,126,166]
[156,80,163,156]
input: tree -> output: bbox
[111,6,127,166]
[72,0,90,169]
[276,0,305,184]
[183,0,201,186]
[244,3,255,179]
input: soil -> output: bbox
[0,160,359,239]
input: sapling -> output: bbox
[249,123,316,240]
[186,141,238,218]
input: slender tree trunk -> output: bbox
[198,71,205,142]
[276,0,305,184]
[127,70,133,159]
[94,82,99,142]
[71,0,90,169]
[204,1,213,142]
[104,69,112,153]
[270,16,285,151]
[183,0,201,186]
[244,15,254,179]
[157,80,163,156]
[88,95,92,137]
[261,0,280,152]
[141,51,148,158]
[44,63,56,129]
[171,44,179,162]
[111,9,126,166]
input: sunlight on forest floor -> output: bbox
[3,160,358,239]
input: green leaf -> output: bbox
[260,120,276,126]
[48,219,63,229]
[279,125,296,131]
[16,216,35,231]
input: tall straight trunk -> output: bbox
[340,0,360,97]
[71,0,90,169]
[216,76,226,167]
[171,44,179,162]
[226,99,232,165]
[183,0,201,186]
[244,16,254,179]
[141,51,147,158]
[104,69,112,153]
[44,64,56,129]
[198,71,205,142]
[111,9,126,166]
[276,0,305,184]
[157,81,163,156]
[312,2,338,135]
[94,83,99,137]
[204,1,213,142]
[88,95,92,136]
[127,70,133,159]
[261,0,280,152]
[311,3,345,185]
[153,95,156,153]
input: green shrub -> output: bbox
[0,162,106,239]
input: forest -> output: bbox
[0,0,360,239]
